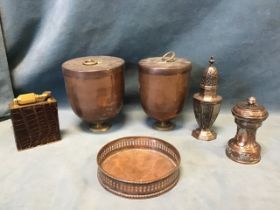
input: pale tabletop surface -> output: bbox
[0,106,279,210]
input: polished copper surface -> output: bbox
[97,136,181,199]
[226,97,268,164]
[62,56,124,132]
[138,52,192,130]
[192,57,222,141]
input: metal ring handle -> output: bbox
[162,51,176,62]
[83,59,98,66]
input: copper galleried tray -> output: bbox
[97,136,181,199]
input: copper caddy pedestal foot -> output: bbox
[153,121,175,131]
[192,128,217,141]
[90,122,111,132]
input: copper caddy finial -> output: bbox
[226,97,268,164]
[192,57,223,141]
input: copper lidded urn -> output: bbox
[138,52,192,131]
[62,56,124,132]
[192,57,222,141]
[226,97,268,164]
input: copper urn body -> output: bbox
[138,52,192,130]
[192,57,222,141]
[226,97,268,164]
[62,56,124,132]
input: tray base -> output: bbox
[101,148,176,182]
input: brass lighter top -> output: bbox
[13,91,52,105]
[138,51,192,75]
[62,56,124,74]
[232,96,268,120]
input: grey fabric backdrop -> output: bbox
[0,0,279,117]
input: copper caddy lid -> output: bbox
[62,56,124,77]
[232,96,268,120]
[138,51,192,75]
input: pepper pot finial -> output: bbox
[209,56,215,65]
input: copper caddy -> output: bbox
[138,52,192,131]
[192,57,222,141]
[226,97,268,164]
[97,136,181,199]
[62,56,124,132]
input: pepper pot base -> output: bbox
[89,122,111,133]
[226,138,261,164]
[192,128,217,141]
[153,121,175,131]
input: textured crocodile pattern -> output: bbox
[10,97,61,150]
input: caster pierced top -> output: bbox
[193,56,222,103]
[200,56,219,89]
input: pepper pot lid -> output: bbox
[232,96,268,120]
[200,57,218,89]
